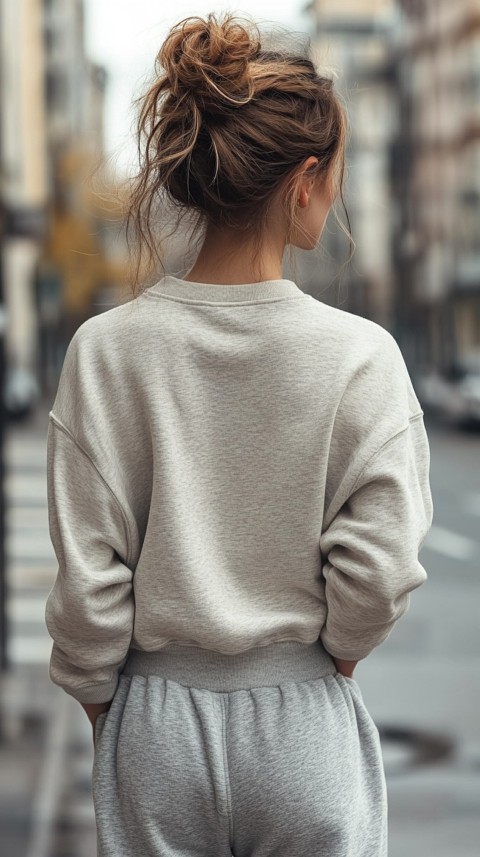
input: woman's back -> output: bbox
[46,272,432,699]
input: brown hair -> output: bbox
[124,11,353,295]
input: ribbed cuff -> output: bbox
[59,677,119,704]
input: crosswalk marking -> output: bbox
[9,595,50,622]
[10,637,53,664]
[6,422,55,667]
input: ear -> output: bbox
[297,185,309,208]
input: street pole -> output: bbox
[0,0,7,673]
[0,246,6,672]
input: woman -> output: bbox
[45,11,433,856]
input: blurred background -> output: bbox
[0,0,479,855]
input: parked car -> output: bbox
[415,350,480,429]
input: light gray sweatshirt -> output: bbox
[45,275,434,703]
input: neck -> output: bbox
[184,224,286,285]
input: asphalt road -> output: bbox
[0,402,478,856]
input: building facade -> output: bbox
[0,0,112,403]
[394,0,480,371]
[303,0,398,331]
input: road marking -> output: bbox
[7,533,55,560]
[9,595,50,622]
[459,492,480,517]
[423,525,478,561]
[10,637,53,663]
[6,473,48,501]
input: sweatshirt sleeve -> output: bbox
[45,415,135,703]
[319,411,434,661]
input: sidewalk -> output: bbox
[0,398,98,857]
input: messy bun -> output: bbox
[124,11,351,294]
[163,14,261,112]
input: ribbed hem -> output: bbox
[120,639,337,692]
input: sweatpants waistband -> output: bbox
[120,640,338,692]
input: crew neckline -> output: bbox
[145,274,306,304]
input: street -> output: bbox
[0,398,479,856]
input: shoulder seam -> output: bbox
[349,410,425,495]
[48,412,133,567]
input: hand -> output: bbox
[81,700,112,729]
[332,656,359,679]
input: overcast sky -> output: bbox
[83,1,312,177]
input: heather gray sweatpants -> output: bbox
[92,640,388,856]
